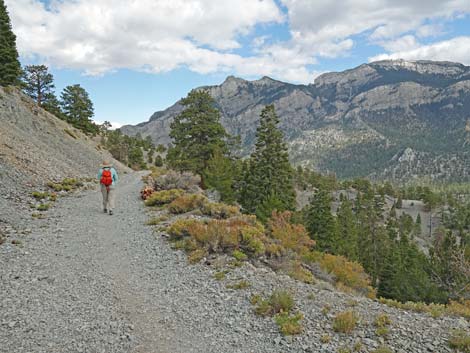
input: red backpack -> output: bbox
[100,168,113,190]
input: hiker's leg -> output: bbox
[101,185,108,210]
[108,187,116,211]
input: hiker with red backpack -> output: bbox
[98,160,118,215]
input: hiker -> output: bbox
[98,160,118,215]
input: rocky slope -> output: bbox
[121,60,470,182]
[0,86,129,228]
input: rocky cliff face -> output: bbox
[121,60,470,181]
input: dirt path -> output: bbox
[0,173,206,353]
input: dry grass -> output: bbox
[333,311,359,333]
[449,330,470,352]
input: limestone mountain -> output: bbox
[121,60,470,182]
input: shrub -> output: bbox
[377,298,457,318]
[226,280,250,290]
[333,311,359,333]
[255,290,295,316]
[447,300,470,319]
[314,252,375,298]
[375,326,389,337]
[145,216,168,225]
[322,304,331,315]
[232,249,248,261]
[201,202,241,219]
[375,314,391,328]
[287,261,315,284]
[168,193,208,214]
[167,215,269,258]
[37,203,50,211]
[214,271,226,281]
[449,330,470,352]
[154,170,201,191]
[144,189,185,206]
[32,191,49,199]
[267,211,315,256]
[188,248,207,264]
[274,311,303,335]
[167,219,202,240]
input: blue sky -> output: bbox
[6,0,470,127]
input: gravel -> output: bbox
[1,172,469,353]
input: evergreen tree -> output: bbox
[305,189,338,252]
[60,84,98,134]
[154,155,164,167]
[0,0,21,86]
[42,92,64,118]
[203,148,236,203]
[166,90,229,176]
[336,198,358,260]
[22,65,54,106]
[240,105,295,215]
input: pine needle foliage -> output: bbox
[0,0,21,86]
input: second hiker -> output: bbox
[98,160,118,215]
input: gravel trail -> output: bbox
[1,172,469,353]
[0,172,291,353]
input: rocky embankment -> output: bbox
[0,86,128,235]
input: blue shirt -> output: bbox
[98,167,118,186]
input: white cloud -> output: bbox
[7,0,283,73]
[369,36,470,65]
[5,0,470,85]
[93,120,123,130]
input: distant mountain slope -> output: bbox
[121,60,470,181]
[0,86,129,225]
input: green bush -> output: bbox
[255,290,294,316]
[232,250,248,261]
[144,189,185,206]
[274,311,303,335]
[37,203,50,211]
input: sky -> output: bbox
[6,0,470,128]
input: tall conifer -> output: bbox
[0,0,22,86]
[240,105,295,216]
[166,90,229,176]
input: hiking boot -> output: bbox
[103,208,107,213]
[109,210,113,215]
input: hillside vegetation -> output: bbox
[140,90,470,311]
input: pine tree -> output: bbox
[154,155,164,167]
[60,84,97,134]
[166,90,229,176]
[42,92,64,118]
[0,0,21,86]
[305,189,338,252]
[22,65,54,106]
[336,198,358,260]
[203,148,237,203]
[240,105,295,215]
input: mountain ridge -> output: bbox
[121,59,470,181]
